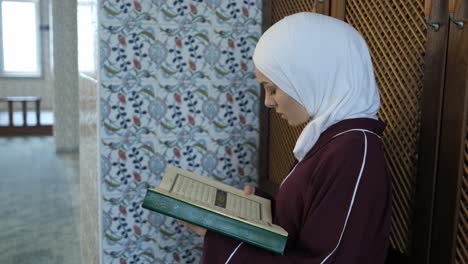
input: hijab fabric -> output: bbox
[253,12,380,161]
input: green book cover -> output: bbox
[141,166,288,255]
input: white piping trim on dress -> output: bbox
[279,163,298,188]
[225,242,244,264]
[319,130,369,264]
[333,128,381,139]
[280,129,378,188]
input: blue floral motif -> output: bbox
[148,212,165,227]
[122,185,139,201]
[201,152,218,172]
[100,99,111,119]
[100,39,111,63]
[203,43,221,65]
[177,130,191,144]
[149,153,166,175]
[101,155,112,176]
[121,73,139,89]
[148,97,167,121]
[102,211,112,231]
[149,41,168,65]
[123,16,141,31]
[202,98,219,120]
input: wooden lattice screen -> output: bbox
[455,123,468,264]
[271,0,316,21]
[267,1,427,251]
[344,0,427,254]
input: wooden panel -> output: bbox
[412,0,449,262]
[344,0,427,255]
[430,0,468,262]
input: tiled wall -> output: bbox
[99,0,262,263]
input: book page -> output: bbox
[158,166,273,225]
[170,174,262,221]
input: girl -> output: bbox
[183,12,391,264]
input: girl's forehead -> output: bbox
[255,69,271,82]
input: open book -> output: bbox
[142,165,288,254]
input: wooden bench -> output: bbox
[0,96,52,136]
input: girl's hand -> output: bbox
[243,185,255,195]
[178,220,207,236]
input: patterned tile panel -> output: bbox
[100,0,262,28]
[100,134,258,263]
[99,1,262,263]
[99,22,261,138]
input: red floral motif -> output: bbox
[133,58,141,69]
[241,61,247,71]
[188,115,195,125]
[133,172,141,182]
[190,4,197,14]
[242,7,249,17]
[133,116,141,126]
[238,166,244,176]
[174,93,182,103]
[118,35,126,46]
[120,258,127,264]
[119,205,127,215]
[133,225,141,235]
[173,148,181,158]
[133,1,142,12]
[175,38,183,48]
[118,94,126,104]
[225,146,232,156]
[228,39,235,49]
[173,252,181,262]
[226,93,233,103]
[189,60,196,71]
[118,150,127,160]
[239,114,246,124]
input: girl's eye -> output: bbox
[269,88,276,95]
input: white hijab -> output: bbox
[253,13,380,161]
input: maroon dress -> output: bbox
[202,118,391,264]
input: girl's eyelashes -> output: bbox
[259,81,276,95]
[268,87,276,95]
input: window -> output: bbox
[0,0,41,77]
[78,0,96,73]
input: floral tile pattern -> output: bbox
[99,0,262,263]
[100,22,261,138]
[101,134,259,263]
[100,0,262,28]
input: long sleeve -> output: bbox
[202,119,391,264]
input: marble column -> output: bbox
[51,0,79,152]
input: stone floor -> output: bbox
[0,136,81,264]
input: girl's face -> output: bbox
[256,69,310,126]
